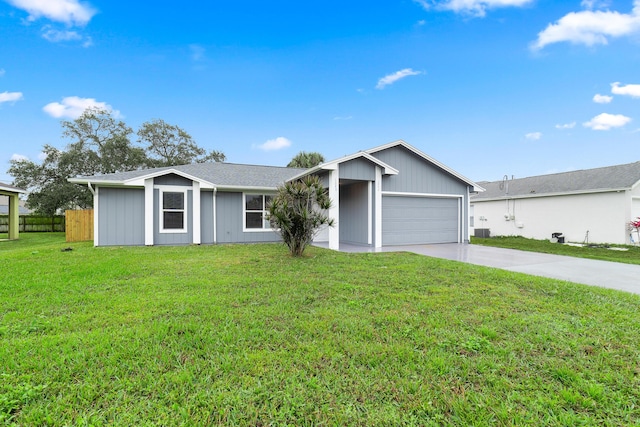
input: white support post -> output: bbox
[374,166,382,248]
[93,186,99,246]
[367,181,372,245]
[144,178,154,246]
[192,182,201,245]
[328,168,339,251]
[213,188,217,244]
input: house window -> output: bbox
[161,190,187,233]
[244,194,273,231]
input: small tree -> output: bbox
[287,151,325,168]
[268,175,334,256]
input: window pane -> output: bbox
[245,195,263,211]
[246,212,263,229]
[163,192,184,210]
[164,212,184,229]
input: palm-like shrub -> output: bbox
[268,176,334,256]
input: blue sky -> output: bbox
[1,0,639,184]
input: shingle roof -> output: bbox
[472,161,640,201]
[73,162,308,189]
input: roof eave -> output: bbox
[287,151,399,182]
[471,186,631,202]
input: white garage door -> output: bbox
[382,196,459,245]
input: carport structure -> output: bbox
[0,183,26,240]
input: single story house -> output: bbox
[0,182,27,240]
[69,140,482,249]
[470,161,640,245]
[0,197,31,215]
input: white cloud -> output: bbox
[593,93,613,103]
[189,44,205,61]
[525,132,542,140]
[42,96,120,119]
[11,153,29,162]
[581,0,611,9]
[0,91,24,103]
[611,81,640,98]
[583,112,632,130]
[532,2,640,50]
[0,69,5,77]
[414,0,533,17]
[555,122,576,129]
[256,137,292,151]
[376,68,422,89]
[41,27,82,42]
[6,0,97,26]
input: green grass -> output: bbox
[1,233,640,426]
[472,235,640,265]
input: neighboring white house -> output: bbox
[470,161,640,245]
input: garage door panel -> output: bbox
[382,196,458,245]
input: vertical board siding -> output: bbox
[216,191,282,243]
[65,209,94,242]
[339,182,369,245]
[154,174,193,186]
[201,191,214,244]
[98,188,145,246]
[339,158,376,181]
[372,146,467,194]
[317,172,330,188]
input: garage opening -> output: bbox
[382,195,459,245]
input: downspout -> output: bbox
[213,187,217,244]
[87,182,95,195]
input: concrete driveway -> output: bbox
[320,243,640,295]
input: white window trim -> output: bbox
[243,193,276,232]
[158,186,189,234]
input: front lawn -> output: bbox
[472,235,640,265]
[1,234,639,426]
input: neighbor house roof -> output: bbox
[69,162,308,191]
[472,161,640,201]
[0,200,31,215]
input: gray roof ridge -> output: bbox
[484,160,640,184]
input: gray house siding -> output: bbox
[155,173,193,186]
[316,172,330,188]
[215,191,281,243]
[153,189,193,245]
[339,158,376,181]
[370,145,471,244]
[98,187,145,246]
[201,191,215,244]
[373,146,467,195]
[339,182,369,245]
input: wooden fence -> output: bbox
[65,209,94,242]
[0,215,65,233]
